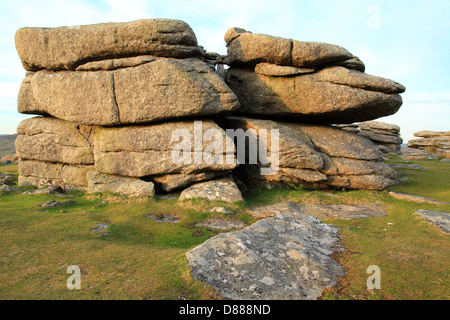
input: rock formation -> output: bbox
[15,19,241,197]
[221,117,398,190]
[247,202,387,220]
[15,20,405,196]
[13,19,409,301]
[328,121,403,157]
[215,27,404,190]
[357,121,403,156]
[222,28,405,124]
[407,131,450,159]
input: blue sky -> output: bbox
[0,0,449,142]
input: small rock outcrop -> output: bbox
[407,131,450,159]
[336,121,403,156]
[414,210,450,233]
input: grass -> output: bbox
[0,158,449,300]
[385,156,450,202]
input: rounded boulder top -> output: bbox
[224,26,354,68]
[15,19,203,71]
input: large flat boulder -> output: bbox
[16,116,96,165]
[18,57,239,126]
[226,66,404,124]
[186,203,344,299]
[15,19,203,71]
[94,120,236,177]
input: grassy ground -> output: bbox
[0,159,449,300]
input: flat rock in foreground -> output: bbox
[186,205,344,300]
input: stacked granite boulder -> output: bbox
[218,28,405,190]
[15,19,240,197]
[407,131,450,159]
[357,121,403,156]
[335,121,403,156]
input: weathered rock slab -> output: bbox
[15,19,203,71]
[388,163,426,170]
[224,27,353,68]
[151,171,229,192]
[0,172,15,185]
[0,184,20,192]
[94,120,236,177]
[20,58,239,126]
[414,210,450,233]
[388,191,450,205]
[226,67,404,124]
[186,206,344,300]
[39,199,74,208]
[23,185,72,197]
[145,214,180,223]
[18,160,93,190]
